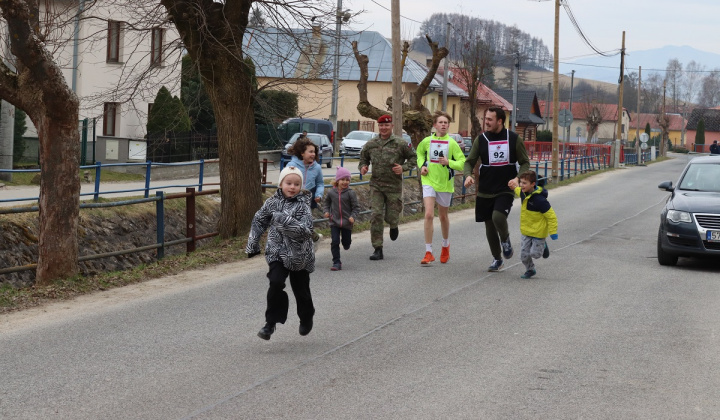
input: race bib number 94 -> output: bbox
[429,140,449,163]
[488,140,510,166]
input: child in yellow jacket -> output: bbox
[514,170,558,279]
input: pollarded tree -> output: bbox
[0,0,81,284]
[351,35,448,145]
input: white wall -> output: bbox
[23,0,182,141]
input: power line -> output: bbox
[562,0,618,58]
[369,0,424,24]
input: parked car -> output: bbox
[340,130,376,157]
[276,118,334,144]
[282,133,334,168]
[448,133,464,150]
[462,136,473,153]
[656,155,720,266]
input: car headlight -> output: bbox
[666,210,692,223]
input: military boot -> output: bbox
[369,247,384,260]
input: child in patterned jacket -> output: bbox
[323,166,360,271]
[246,166,316,340]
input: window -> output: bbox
[107,21,123,63]
[452,104,456,121]
[104,103,119,136]
[151,28,164,67]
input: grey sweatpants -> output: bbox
[521,234,546,271]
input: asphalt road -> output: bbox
[2,155,720,419]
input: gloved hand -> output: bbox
[550,234,558,240]
[247,251,261,258]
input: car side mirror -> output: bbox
[658,181,674,192]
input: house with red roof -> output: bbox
[449,68,512,137]
[539,100,631,143]
[628,112,687,146]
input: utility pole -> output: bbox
[330,0,342,154]
[662,80,667,156]
[442,22,450,112]
[681,102,687,147]
[391,0,402,136]
[636,66,642,163]
[614,31,625,168]
[551,0,560,182]
[545,82,551,130]
[566,69,575,145]
[511,52,519,132]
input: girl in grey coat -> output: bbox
[323,166,360,271]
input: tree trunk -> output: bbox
[162,0,262,238]
[35,113,81,284]
[205,60,263,238]
[0,0,82,285]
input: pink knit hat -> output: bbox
[335,166,351,181]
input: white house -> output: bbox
[18,0,182,163]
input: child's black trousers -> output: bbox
[265,261,315,325]
[330,226,352,264]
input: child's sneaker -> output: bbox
[542,243,550,259]
[440,246,450,263]
[257,323,276,340]
[488,258,503,272]
[520,269,537,279]
[421,251,435,264]
[331,262,342,271]
[501,238,513,259]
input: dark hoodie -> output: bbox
[322,186,360,229]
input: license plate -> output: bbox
[707,231,720,242]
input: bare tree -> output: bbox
[449,17,495,140]
[0,0,82,284]
[665,58,683,112]
[351,34,448,145]
[642,72,665,113]
[682,60,704,105]
[159,0,336,238]
[698,69,720,108]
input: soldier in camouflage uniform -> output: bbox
[359,114,417,260]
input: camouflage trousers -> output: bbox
[370,189,403,249]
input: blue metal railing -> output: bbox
[0,160,212,204]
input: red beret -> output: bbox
[377,114,392,123]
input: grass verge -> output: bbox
[3,169,144,186]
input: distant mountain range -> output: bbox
[560,46,720,83]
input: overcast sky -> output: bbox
[345,0,720,64]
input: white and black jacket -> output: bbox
[246,189,315,273]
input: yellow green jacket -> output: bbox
[514,186,558,238]
[416,134,466,193]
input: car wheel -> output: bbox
[326,156,332,168]
[657,229,678,266]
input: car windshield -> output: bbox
[678,163,720,192]
[287,133,322,146]
[345,132,374,141]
